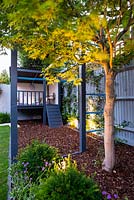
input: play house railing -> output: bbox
[17,91,56,106]
[17,90,44,106]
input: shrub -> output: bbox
[0,112,10,123]
[14,140,60,181]
[35,157,102,200]
[10,141,61,199]
[10,143,102,200]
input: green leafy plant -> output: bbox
[35,156,102,200]
[35,168,102,200]
[10,141,62,199]
[114,137,128,145]
[115,120,130,131]
[0,113,10,124]
[86,69,104,93]
[91,145,104,168]
[19,50,45,69]
[11,141,60,182]
[61,82,78,124]
[10,148,102,200]
[114,120,130,144]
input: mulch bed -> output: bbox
[18,120,134,200]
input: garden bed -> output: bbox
[18,120,134,200]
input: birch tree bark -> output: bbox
[102,70,115,172]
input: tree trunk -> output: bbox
[102,71,115,172]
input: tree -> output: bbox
[0,69,10,84]
[1,0,134,172]
[18,50,46,69]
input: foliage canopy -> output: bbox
[0,0,134,82]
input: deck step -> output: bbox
[46,104,63,128]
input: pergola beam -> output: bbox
[43,79,47,125]
[10,50,18,162]
[79,64,86,152]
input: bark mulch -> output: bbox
[18,120,134,200]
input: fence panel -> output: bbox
[114,69,134,146]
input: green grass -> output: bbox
[0,126,10,200]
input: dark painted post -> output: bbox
[10,50,18,163]
[43,79,46,125]
[58,82,61,109]
[79,63,86,152]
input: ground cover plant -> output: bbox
[0,126,10,200]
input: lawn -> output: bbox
[0,126,10,200]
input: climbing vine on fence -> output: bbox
[61,82,78,125]
[61,68,105,131]
[86,69,105,132]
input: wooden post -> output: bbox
[43,79,46,125]
[58,82,62,109]
[79,64,86,152]
[10,50,18,162]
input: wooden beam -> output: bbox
[10,50,18,162]
[17,76,44,81]
[58,82,62,110]
[79,64,86,152]
[17,68,41,73]
[116,96,134,100]
[43,79,46,125]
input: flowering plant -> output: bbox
[14,140,60,181]
[102,191,119,200]
[10,140,61,199]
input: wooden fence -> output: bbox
[114,69,134,146]
[85,68,134,146]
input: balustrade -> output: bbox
[17,90,43,106]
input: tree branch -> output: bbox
[114,3,134,44]
[106,26,113,69]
